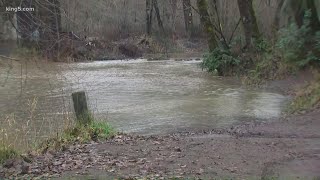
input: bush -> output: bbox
[200,47,240,75]
[277,10,320,67]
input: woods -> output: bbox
[1,0,319,74]
[1,0,319,73]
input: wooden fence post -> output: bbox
[72,91,92,125]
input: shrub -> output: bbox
[200,47,240,75]
[254,38,271,53]
[277,10,320,67]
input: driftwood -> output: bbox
[0,55,22,61]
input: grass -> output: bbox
[241,51,298,86]
[38,121,115,153]
[1,118,114,163]
[1,106,114,164]
[11,47,40,60]
[0,147,17,164]
[287,75,320,114]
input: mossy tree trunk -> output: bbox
[182,0,194,37]
[237,0,261,49]
[146,0,153,35]
[196,0,218,51]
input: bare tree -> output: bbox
[146,0,153,35]
[153,0,164,33]
[145,0,164,35]
[169,0,178,37]
[182,0,193,36]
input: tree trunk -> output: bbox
[281,0,304,27]
[237,0,260,48]
[306,0,320,32]
[153,0,165,33]
[249,1,259,39]
[182,0,193,36]
[54,0,61,61]
[146,0,153,35]
[273,0,285,34]
[197,0,218,51]
[170,0,178,38]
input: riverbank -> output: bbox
[1,108,320,179]
[0,36,207,62]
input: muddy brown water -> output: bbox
[0,59,289,149]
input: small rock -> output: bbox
[20,164,29,175]
[197,168,204,175]
[3,159,14,168]
[174,147,182,152]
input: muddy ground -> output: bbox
[1,108,320,180]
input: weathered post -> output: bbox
[72,91,92,125]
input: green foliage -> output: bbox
[0,147,17,164]
[200,47,240,75]
[254,38,271,53]
[316,31,320,50]
[89,121,115,139]
[242,53,296,85]
[39,121,114,152]
[277,10,320,67]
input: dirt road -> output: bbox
[1,109,320,179]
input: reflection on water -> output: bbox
[0,59,289,143]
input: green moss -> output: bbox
[197,0,218,51]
